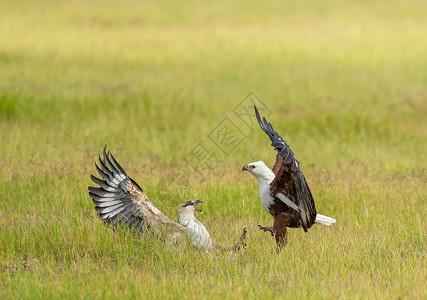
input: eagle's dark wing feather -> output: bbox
[88,146,182,235]
[255,106,317,231]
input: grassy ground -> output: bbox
[0,0,426,299]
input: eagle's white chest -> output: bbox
[179,214,212,249]
[258,182,275,213]
[186,219,212,249]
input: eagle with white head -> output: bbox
[89,147,247,251]
[242,106,336,249]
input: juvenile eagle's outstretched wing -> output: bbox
[255,106,317,231]
[88,147,183,236]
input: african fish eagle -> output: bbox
[242,106,336,249]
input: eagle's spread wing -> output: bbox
[255,106,317,231]
[88,147,182,235]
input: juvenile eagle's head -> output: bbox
[178,200,203,216]
[242,161,275,182]
[177,200,213,250]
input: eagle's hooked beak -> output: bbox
[242,165,248,171]
[193,199,203,212]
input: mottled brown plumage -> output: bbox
[89,147,247,252]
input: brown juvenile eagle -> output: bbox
[242,106,336,249]
[89,147,247,251]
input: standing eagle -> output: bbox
[89,147,247,251]
[242,106,336,249]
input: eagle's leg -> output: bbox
[233,227,248,250]
[273,226,288,250]
[273,213,289,250]
[213,227,248,251]
[257,225,274,236]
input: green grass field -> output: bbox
[0,0,426,298]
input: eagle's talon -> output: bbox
[257,225,267,231]
[257,225,274,236]
[233,226,248,251]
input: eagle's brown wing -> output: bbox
[88,147,182,236]
[255,106,317,231]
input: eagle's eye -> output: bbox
[251,165,256,169]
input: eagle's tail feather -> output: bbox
[315,214,336,226]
